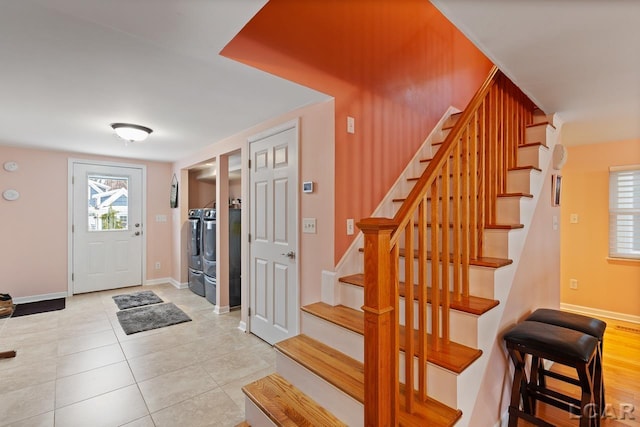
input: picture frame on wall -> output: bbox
[170,174,178,208]
[551,174,562,207]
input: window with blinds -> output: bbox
[609,165,640,259]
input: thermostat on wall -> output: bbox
[302,181,314,193]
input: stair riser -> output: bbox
[398,299,480,348]
[301,310,364,362]
[517,144,545,169]
[244,396,278,427]
[495,197,523,224]
[399,226,514,258]
[532,110,554,126]
[482,228,524,259]
[276,351,364,427]
[300,309,467,408]
[507,168,538,194]
[330,285,481,348]
[525,124,550,144]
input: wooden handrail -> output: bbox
[358,66,536,425]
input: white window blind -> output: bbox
[609,165,640,259]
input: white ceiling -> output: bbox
[0,0,328,162]
[1,1,637,163]
[431,0,640,146]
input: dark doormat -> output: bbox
[112,290,163,310]
[116,302,191,335]
[12,298,66,317]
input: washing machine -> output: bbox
[187,209,205,296]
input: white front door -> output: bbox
[72,161,144,294]
[249,120,299,345]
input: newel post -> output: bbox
[357,217,398,427]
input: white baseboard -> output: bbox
[214,305,230,315]
[560,303,640,324]
[144,277,173,286]
[13,291,68,304]
[238,320,247,332]
[166,279,188,289]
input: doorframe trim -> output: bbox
[246,118,300,338]
[67,158,147,296]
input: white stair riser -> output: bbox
[398,299,481,348]
[495,196,523,224]
[301,310,364,362]
[525,124,549,144]
[517,145,545,169]
[244,396,278,427]
[507,168,539,194]
[299,311,463,407]
[276,351,364,427]
[483,228,525,259]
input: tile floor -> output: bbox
[0,284,275,427]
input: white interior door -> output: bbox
[72,162,144,294]
[249,121,299,345]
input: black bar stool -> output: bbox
[526,308,606,412]
[504,321,600,427]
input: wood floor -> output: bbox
[519,316,640,426]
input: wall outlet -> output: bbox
[155,262,161,270]
[569,279,578,290]
[346,218,355,235]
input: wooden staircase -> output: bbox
[240,67,558,426]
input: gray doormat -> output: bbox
[116,302,191,335]
[112,290,163,310]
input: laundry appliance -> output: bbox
[187,208,205,296]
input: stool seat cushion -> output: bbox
[526,308,606,339]
[504,321,598,363]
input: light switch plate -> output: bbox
[303,218,316,234]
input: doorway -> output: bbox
[70,160,145,294]
[248,120,299,345]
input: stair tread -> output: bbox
[242,373,347,427]
[497,192,533,198]
[520,141,549,149]
[301,302,482,374]
[276,334,462,426]
[358,247,513,268]
[276,334,365,402]
[339,273,499,315]
[509,165,542,172]
[233,422,250,427]
[411,222,523,229]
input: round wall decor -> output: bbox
[2,189,20,201]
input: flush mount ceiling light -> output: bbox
[110,123,153,142]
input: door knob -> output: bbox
[281,251,295,259]
[134,231,141,236]
[135,223,140,228]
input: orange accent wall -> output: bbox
[222,0,492,263]
[561,139,640,317]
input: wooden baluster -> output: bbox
[441,159,450,343]
[358,218,398,427]
[430,179,440,347]
[477,100,486,257]
[418,198,428,401]
[470,112,478,260]
[404,221,414,413]
[452,141,461,300]
[461,127,470,297]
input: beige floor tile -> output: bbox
[120,415,156,427]
[0,341,58,372]
[56,343,125,378]
[0,328,60,348]
[138,364,219,413]
[127,345,197,383]
[220,366,275,409]
[118,327,181,359]
[202,349,273,386]
[57,329,117,356]
[56,317,113,339]
[3,411,54,427]
[55,361,135,408]
[54,384,148,427]
[0,381,55,426]
[151,387,244,427]
[0,359,57,394]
